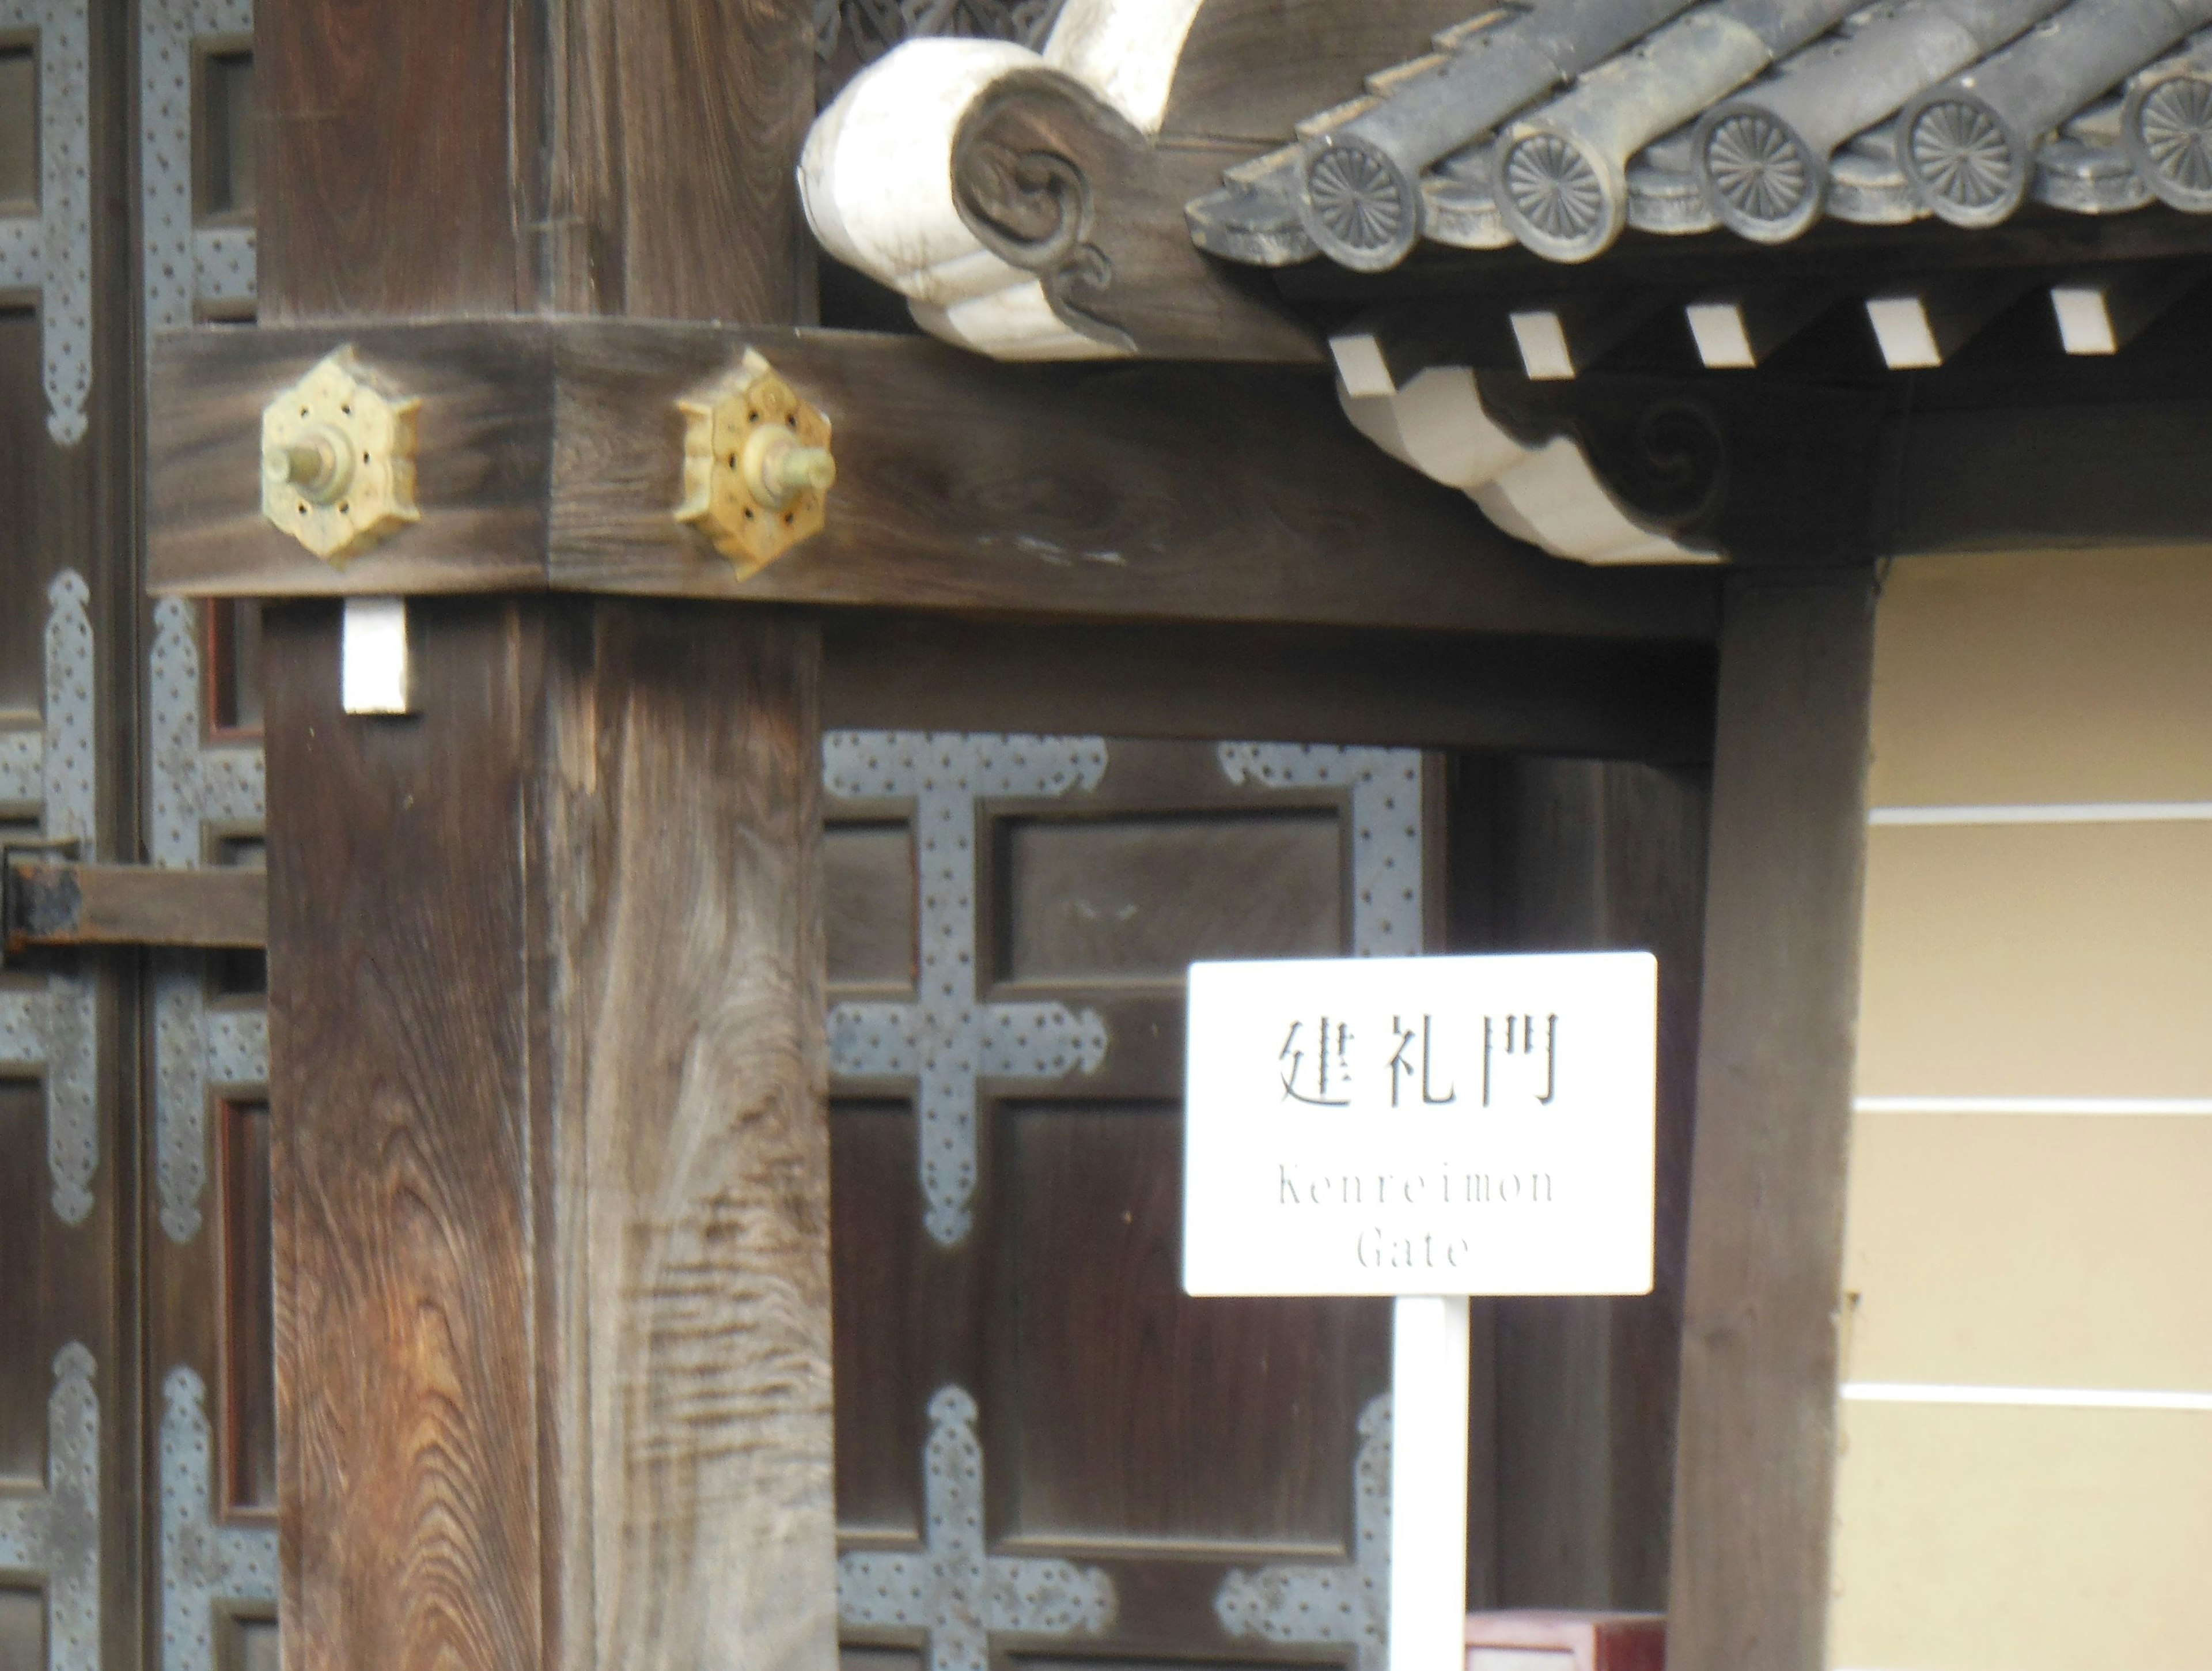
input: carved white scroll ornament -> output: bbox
[1333,353,1718,566]
[799,0,1206,359]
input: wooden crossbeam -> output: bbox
[2,860,267,954]
[148,320,1719,644]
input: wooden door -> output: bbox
[2,8,274,1671]
[822,734,1439,1671]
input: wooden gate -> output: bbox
[1,4,1722,1671]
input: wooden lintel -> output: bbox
[821,616,1717,763]
[2,860,268,953]
[149,319,1719,644]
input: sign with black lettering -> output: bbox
[1183,952,1657,1297]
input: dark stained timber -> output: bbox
[1666,572,1876,1671]
[146,320,1721,647]
[1001,1101,1387,1548]
[221,1101,278,1513]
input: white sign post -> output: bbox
[1183,952,1659,1671]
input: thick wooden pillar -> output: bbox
[253,3,832,1671]
[1665,572,1877,1670]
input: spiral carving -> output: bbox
[1615,400,1729,527]
[957,142,1089,269]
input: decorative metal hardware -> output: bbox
[1215,1392,1392,1671]
[143,0,258,362]
[824,731,1110,1246]
[160,1367,279,1671]
[677,350,838,575]
[1214,744,1425,957]
[0,1344,101,1671]
[148,599,269,1247]
[259,346,421,562]
[838,1385,1115,1671]
[0,0,93,443]
[0,573,99,1223]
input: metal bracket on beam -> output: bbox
[2,849,268,963]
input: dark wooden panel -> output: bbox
[148,323,553,598]
[0,1076,46,1482]
[830,1099,930,1537]
[0,313,42,714]
[0,47,30,211]
[826,822,915,992]
[198,48,257,219]
[264,600,544,1671]
[838,1648,920,1671]
[257,0,528,319]
[209,599,266,734]
[1666,573,1875,1671]
[993,811,1342,982]
[224,1614,282,1671]
[0,1588,42,1671]
[1445,756,1709,1613]
[223,1099,278,1513]
[999,1101,1388,1549]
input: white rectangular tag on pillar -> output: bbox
[341,596,412,715]
[1391,1293,1471,1671]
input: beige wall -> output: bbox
[1830,547,2212,1671]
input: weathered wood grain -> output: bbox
[255,1,836,1668]
[539,603,834,1671]
[266,599,836,1671]
[266,599,546,1671]
[1665,572,1876,1671]
[149,322,553,596]
[546,0,812,320]
[146,319,1724,644]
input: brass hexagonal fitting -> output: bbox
[260,346,421,564]
[676,350,836,575]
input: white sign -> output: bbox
[1182,952,1658,1298]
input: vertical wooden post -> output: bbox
[1665,572,1877,1670]
[255,4,831,1671]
